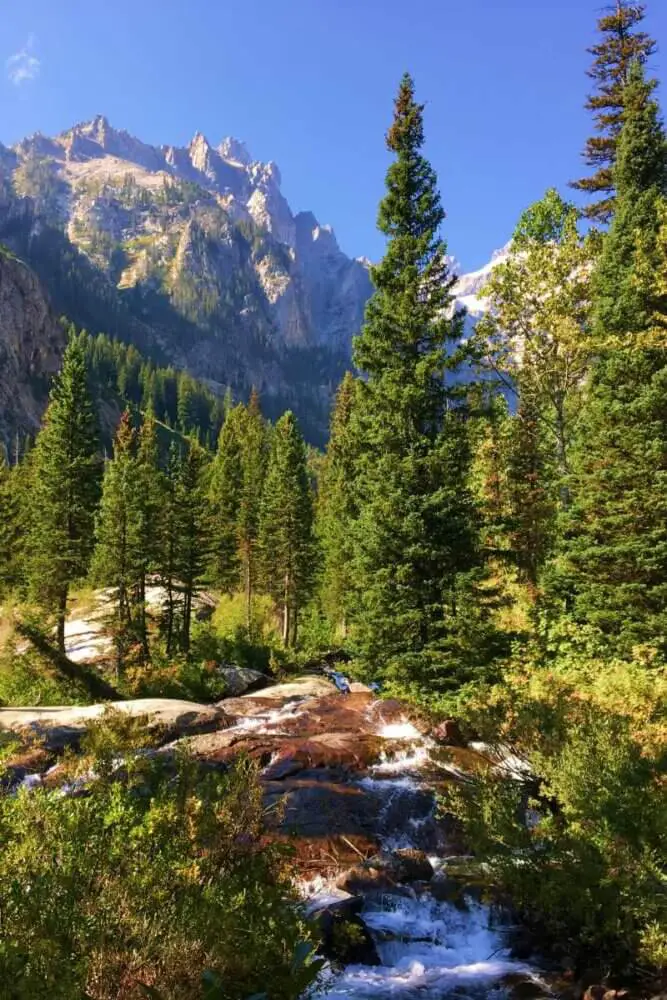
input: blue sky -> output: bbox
[1,1,666,271]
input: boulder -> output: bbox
[0,699,229,751]
[335,851,432,895]
[216,666,270,697]
[336,860,399,896]
[502,975,554,1000]
[429,870,467,906]
[313,896,381,966]
[243,676,336,701]
[391,848,434,882]
[183,729,388,774]
[431,717,466,747]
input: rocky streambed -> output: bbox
[1,675,556,999]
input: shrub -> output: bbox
[442,648,667,979]
[0,713,319,999]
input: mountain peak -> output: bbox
[218,137,251,166]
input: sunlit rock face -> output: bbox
[0,117,374,442]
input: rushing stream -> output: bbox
[306,720,546,1000]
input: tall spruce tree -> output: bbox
[135,410,164,657]
[157,443,182,656]
[27,340,101,651]
[258,411,314,647]
[174,441,209,653]
[91,411,145,670]
[561,64,667,652]
[157,440,208,655]
[592,61,667,338]
[571,1,657,222]
[208,404,245,593]
[350,74,482,692]
[238,389,267,635]
[317,372,359,636]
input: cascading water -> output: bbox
[310,715,545,999]
[319,894,536,998]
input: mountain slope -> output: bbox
[0,118,373,440]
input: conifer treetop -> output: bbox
[572,0,657,222]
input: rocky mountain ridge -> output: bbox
[0,115,504,443]
[0,116,373,440]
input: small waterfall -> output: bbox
[311,724,545,999]
[320,895,536,998]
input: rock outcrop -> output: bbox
[0,245,64,449]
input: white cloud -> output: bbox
[6,35,40,86]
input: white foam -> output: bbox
[317,896,533,998]
[368,744,432,775]
[378,721,423,740]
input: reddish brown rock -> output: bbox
[431,718,466,746]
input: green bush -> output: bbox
[0,642,93,707]
[0,713,319,999]
[442,648,667,979]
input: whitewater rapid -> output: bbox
[311,715,543,999]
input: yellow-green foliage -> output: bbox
[211,591,280,646]
[0,711,318,999]
[443,647,667,976]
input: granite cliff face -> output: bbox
[0,118,372,439]
[0,245,64,450]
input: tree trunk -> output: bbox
[182,583,192,654]
[56,585,68,653]
[282,571,291,647]
[555,398,570,509]
[244,552,252,638]
[139,574,149,661]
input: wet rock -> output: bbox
[0,699,230,751]
[309,893,381,967]
[502,974,554,1000]
[184,729,388,773]
[583,988,607,1000]
[392,848,434,882]
[243,676,336,701]
[431,717,466,746]
[216,666,271,697]
[335,860,399,895]
[429,870,466,905]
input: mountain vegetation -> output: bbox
[0,1,666,995]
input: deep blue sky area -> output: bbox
[2,1,666,270]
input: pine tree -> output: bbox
[135,410,164,657]
[208,405,245,593]
[157,443,182,656]
[560,65,667,652]
[238,389,268,635]
[174,441,209,653]
[592,62,667,338]
[27,340,101,651]
[563,351,667,651]
[571,1,657,222]
[258,411,314,647]
[317,372,359,636]
[91,411,145,670]
[350,74,483,692]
